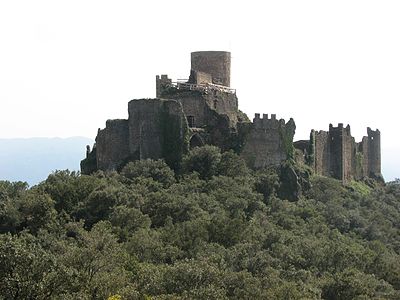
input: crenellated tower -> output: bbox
[241,113,296,169]
[305,124,382,183]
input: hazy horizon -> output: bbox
[0,137,93,185]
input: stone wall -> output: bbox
[358,128,381,179]
[191,51,231,87]
[240,114,296,169]
[128,99,165,160]
[300,124,382,183]
[160,88,239,129]
[96,119,130,171]
[327,124,355,182]
[156,75,172,98]
[161,90,208,128]
[313,130,330,176]
[81,98,189,174]
[188,70,212,85]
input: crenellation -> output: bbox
[156,74,172,98]
[241,114,296,168]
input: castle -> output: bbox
[81,51,382,184]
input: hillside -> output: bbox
[0,137,92,185]
[1,145,399,299]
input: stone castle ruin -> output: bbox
[81,51,382,184]
[295,124,382,182]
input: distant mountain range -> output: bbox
[0,137,93,186]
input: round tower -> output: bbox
[191,51,231,87]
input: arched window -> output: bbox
[190,134,204,149]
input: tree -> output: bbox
[183,146,221,180]
[121,159,175,187]
[218,150,249,178]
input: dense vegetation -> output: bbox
[1,146,400,299]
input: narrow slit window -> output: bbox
[187,116,195,127]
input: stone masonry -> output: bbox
[294,124,383,183]
[241,114,296,168]
[81,98,189,173]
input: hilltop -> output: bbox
[0,147,399,299]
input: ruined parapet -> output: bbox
[306,124,382,183]
[96,119,130,171]
[327,123,355,183]
[80,144,97,175]
[310,123,356,183]
[293,139,311,165]
[190,51,231,87]
[240,113,296,169]
[358,128,382,180]
[366,128,381,178]
[156,75,172,98]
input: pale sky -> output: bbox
[0,1,399,180]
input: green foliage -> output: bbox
[279,121,296,160]
[347,180,372,197]
[182,145,222,180]
[121,159,175,187]
[254,168,280,202]
[0,189,57,234]
[183,146,249,180]
[218,150,250,178]
[0,158,399,299]
[39,170,104,214]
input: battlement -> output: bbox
[156,74,172,97]
[329,123,351,135]
[253,113,294,130]
[254,113,277,120]
[367,127,380,139]
[241,113,296,169]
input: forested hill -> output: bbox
[1,146,400,299]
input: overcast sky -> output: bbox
[0,1,399,179]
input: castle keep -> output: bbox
[81,51,382,183]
